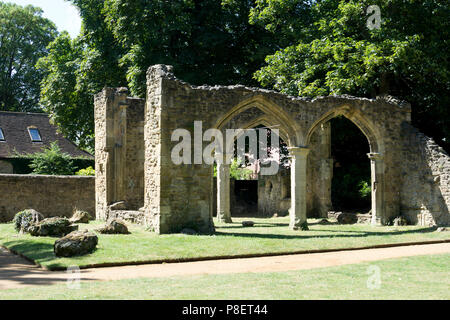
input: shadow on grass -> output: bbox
[1,240,99,271]
[214,227,439,240]
[0,243,70,288]
[217,222,289,229]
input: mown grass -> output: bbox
[1,253,449,300]
[0,217,449,270]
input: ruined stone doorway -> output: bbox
[232,180,258,217]
[330,116,371,214]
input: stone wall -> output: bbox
[400,123,450,226]
[0,174,95,222]
[94,88,145,221]
[142,65,411,232]
[0,160,13,174]
[258,170,291,217]
[95,64,450,233]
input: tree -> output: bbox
[71,0,279,96]
[251,0,450,151]
[0,2,57,112]
[29,142,76,175]
[39,0,279,150]
[36,32,123,151]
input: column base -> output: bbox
[217,215,233,224]
[289,220,309,231]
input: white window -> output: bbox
[0,128,4,141]
[28,128,42,142]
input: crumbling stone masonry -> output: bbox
[94,64,450,233]
[94,88,145,223]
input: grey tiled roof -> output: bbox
[0,111,93,159]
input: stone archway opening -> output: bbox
[213,100,296,225]
[214,123,292,223]
[330,116,371,215]
[306,109,385,225]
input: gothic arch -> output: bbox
[305,104,386,225]
[305,105,384,154]
[214,95,303,147]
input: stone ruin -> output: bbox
[94,64,450,234]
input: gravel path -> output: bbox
[1,243,449,290]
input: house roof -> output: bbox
[0,111,93,159]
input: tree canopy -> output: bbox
[251,0,450,150]
[37,0,449,153]
[0,2,57,112]
[38,0,280,150]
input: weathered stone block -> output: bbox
[54,230,98,257]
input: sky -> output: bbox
[7,0,82,38]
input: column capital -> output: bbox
[288,146,310,158]
[367,152,383,161]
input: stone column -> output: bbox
[289,147,310,230]
[318,122,333,217]
[367,153,385,225]
[217,161,232,223]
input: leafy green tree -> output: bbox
[39,0,279,150]
[29,142,76,175]
[36,32,115,151]
[252,0,450,151]
[71,0,279,96]
[0,2,57,112]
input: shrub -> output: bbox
[213,158,253,180]
[29,142,76,175]
[75,166,95,176]
[358,180,371,199]
[13,210,34,232]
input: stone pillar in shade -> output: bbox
[289,147,310,230]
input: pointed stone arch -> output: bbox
[214,95,303,147]
[306,105,384,154]
[305,104,386,225]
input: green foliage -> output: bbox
[252,0,450,151]
[29,142,76,175]
[36,32,124,150]
[213,158,254,180]
[230,158,254,180]
[75,166,95,176]
[98,0,279,96]
[13,210,34,232]
[0,2,58,112]
[358,180,371,199]
[36,0,281,150]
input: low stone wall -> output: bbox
[0,174,95,222]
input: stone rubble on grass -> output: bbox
[392,216,409,226]
[16,209,44,233]
[96,218,130,234]
[336,212,358,225]
[28,217,78,237]
[69,210,92,224]
[242,221,254,227]
[54,230,98,257]
[318,218,333,225]
[27,209,44,224]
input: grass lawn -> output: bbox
[1,253,448,299]
[0,217,449,270]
